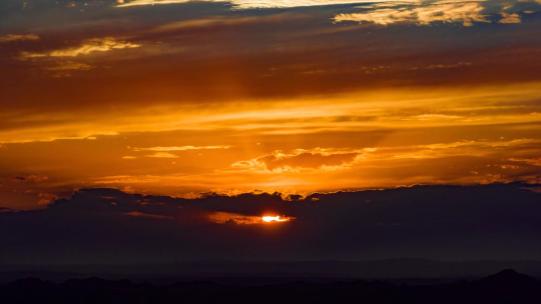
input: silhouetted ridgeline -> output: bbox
[3,259,541,283]
[1,269,540,304]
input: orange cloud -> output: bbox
[133,145,232,152]
[145,152,179,158]
[208,211,294,225]
[37,192,58,206]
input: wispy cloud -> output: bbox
[125,210,174,220]
[45,61,94,77]
[133,145,231,159]
[1,82,540,144]
[117,0,391,9]
[116,0,190,7]
[145,152,179,158]
[19,37,140,59]
[150,13,305,33]
[133,145,232,152]
[334,1,490,26]
[0,34,40,43]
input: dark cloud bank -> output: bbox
[2,183,541,269]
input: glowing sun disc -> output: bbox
[261,215,291,223]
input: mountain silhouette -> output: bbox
[1,269,540,304]
[478,269,537,285]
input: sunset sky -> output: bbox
[1,0,541,210]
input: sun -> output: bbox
[261,215,292,223]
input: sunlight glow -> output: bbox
[262,215,292,223]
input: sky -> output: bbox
[1,0,541,210]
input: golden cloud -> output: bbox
[232,148,360,172]
[334,1,490,26]
[0,34,40,43]
[117,0,392,9]
[499,12,521,23]
[19,37,140,59]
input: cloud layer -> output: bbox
[2,183,541,264]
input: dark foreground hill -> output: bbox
[2,269,540,304]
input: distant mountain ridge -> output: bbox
[3,259,541,283]
[1,269,540,304]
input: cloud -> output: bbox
[19,37,140,59]
[208,211,259,224]
[0,34,39,43]
[363,139,541,161]
[231,138,541,174]
[409,62,473,71]
[2,184,541,263]
[37,192,58,206]
[133,145,232,152]
[0,175,68,210]
[509,157,541,167]
[44,61,94,77]
[12,175,49,183]
[145,152,179,158]
[151,16,261,32]
[1,81,540,145]
[334,1,490,26]
[149,13,306,33]
[207,211,295,224]
[116,0,191,7]
[117,0,391,9]
[75,136,539,200]
[233,148,360,172]
[125,210,174,220]
[131,145,232,159]
[13,36,140,77]
[499,12,521,23]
